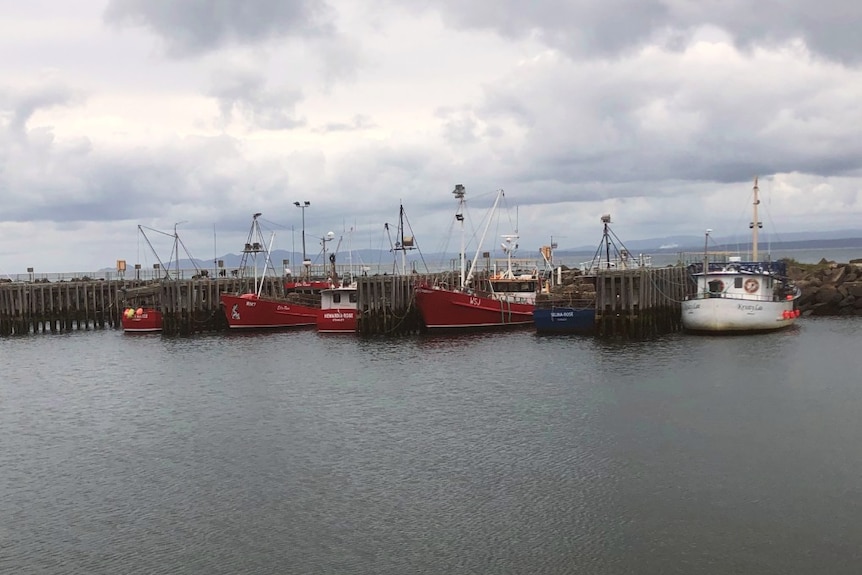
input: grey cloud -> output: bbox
[209,68,305,130]
[436,107,480,145]
[0,82,80,136]
[404,0,862,64]
[0,119,253,225]
[316,114,375,133]
[458,55,862,201]
[104,0,336,57]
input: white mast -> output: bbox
[452,184,467,288]
[257,232,275,297]
[751,177,761,261]
[465,189,504,288]
[703,229,711,295]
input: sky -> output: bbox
[2,0,862,275]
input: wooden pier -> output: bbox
[0,277,275,336]
[0,275,426,336]
[356,275,424,336]
[593,266,689,337]
[0,266,690,337]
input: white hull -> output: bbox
[684,178,801,334]
[682,297,797,332]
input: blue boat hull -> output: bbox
[534,307,595,334]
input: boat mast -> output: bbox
[453,184,467,289]
[750,176,761,261]
[398,204,411,275]
[703,228,711,296]
[257,232,275,297]
[465,189,504,288]
[602,215,611,269]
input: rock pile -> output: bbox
[789,259,862,316]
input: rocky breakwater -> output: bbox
[789,258,862,316]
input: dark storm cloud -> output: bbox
[103,0,336,57]
[405,0,862,65]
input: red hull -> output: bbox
[415,286,534,328]
[121,308,163,333]
[221,293,318,329]
[317,309,358,333]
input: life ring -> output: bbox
[744,278,759,293]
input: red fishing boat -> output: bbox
[415,186,539,329]
[121,306,163,333]
[121,223,204,334]
[220,213,324,329]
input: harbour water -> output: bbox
[2,318,862,574]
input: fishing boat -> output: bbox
[220,213,322,329]
[121,223,203,334]
[534,214,649,334]
[317,205,425,334]
[317,238,358,333]
[121,303,163,333]
[317,282,358,333]
[681,177,801,333]
[415,185,538,329]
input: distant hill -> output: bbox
[563,230,862,254]
[136,235,860,275]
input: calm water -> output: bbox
[2,319,862,574]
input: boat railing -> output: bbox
[687,260,789,276]
[687,291,794,303]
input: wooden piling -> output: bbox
[593,266,688,337]
[1,265,690,338]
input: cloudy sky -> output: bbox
[2,0,861,274]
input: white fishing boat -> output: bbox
[682,177,801,333]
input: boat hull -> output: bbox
[415,286,533,329]
[121,308,163,333]
[317,309,358,333]
[682,297,797,333]
[220,293,318,329]
[533,306,595,334]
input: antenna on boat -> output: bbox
[749,176,762,261]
